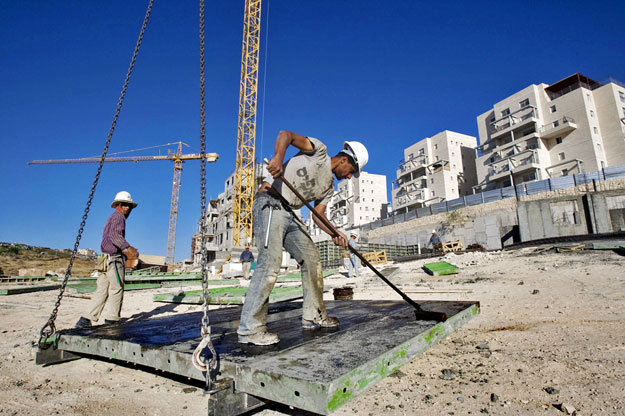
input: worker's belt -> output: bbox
[256,187,291,212]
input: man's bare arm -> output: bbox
[312,203,349,248]
[266,131,314,178]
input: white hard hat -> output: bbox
[432,229,436,234]
[111,191,138,208]
[342,141,369,178]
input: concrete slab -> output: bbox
[41,299,479,415]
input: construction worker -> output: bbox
[239,246,254,279]
[237,131,368,345]
[348,233,360,277]
[75,191,139,328]
[429,229,442,254]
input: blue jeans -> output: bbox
[348,254,360,277]
[237,193,328,335]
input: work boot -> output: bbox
[75,317,92,329]
[301,315,340,330]
[104,319,119,325]
[238,331,280,346]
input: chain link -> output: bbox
[198,0,218,392]
[38,0,155,348]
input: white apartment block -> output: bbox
[192,163,269,264]
[308,171,388,239]
[391,130,478,213]
[476,73,625,190]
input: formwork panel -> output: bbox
[47,300,478,415]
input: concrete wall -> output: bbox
[365,177,625,250]
[366,197,518,250]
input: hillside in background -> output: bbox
[0,243,96,277]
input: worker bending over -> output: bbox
[237,131,368,345]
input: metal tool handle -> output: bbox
[264,159,446,321]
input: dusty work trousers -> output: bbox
[86,256,125,322]
[237,193,328,336]
[242,262,252,279]
[348,254,360,277]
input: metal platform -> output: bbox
[38,300,479,415]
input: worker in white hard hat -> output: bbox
[237,131,369,345]
[348,233,360,277]
[75,191,139,328]
[429,229,442,254]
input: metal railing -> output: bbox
[358,163,625,232]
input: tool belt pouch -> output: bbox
[96,254,109,272]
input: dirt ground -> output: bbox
[0,246,624,416]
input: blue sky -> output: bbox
[1,0,623,261]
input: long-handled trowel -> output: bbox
[265,159,446,321]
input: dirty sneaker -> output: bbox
[301,316,339,330]
[238,331,280,345]
[75,317,92,329]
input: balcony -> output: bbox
[539,116,577,139]
[486,149,539,181]
[491,106,539,139]
[398,155,428,174]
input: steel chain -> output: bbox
[38,0,154,348]
[198,0,218,392]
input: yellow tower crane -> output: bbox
[232,0,262,247]
[28,142,219,265]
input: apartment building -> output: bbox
[476,73,625,190]
[308,171,388,239]
[191,163,269,264]
[391,130,478,213]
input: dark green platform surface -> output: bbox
[47,299,478,414]
[153,286,305,305]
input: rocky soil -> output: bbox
[0,246,624,415]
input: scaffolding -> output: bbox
[314,241,420,268]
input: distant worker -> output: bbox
[237,131,368,345]
[348,233,360,277]
[75,191,139,328]
[429,229,442,254]
[239,247,254,279]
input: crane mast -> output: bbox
[232,0,262,247]
[166,142,183,265]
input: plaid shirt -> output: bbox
[100,210,130,255]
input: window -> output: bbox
[522,172,536,182]
[594,126,599,134]
[419,148,424,155]
[590,110,595,118]
[432,191,436,196]
[520,98,530,108]
[435,156,439,161]
[430,178,434,184]
[550,105,557,113]
[561,169,568,176]
[550,200,580,225]
[620,91,625,103]
[553,120,560,128]
[501,108,510,117]
[434,144,438,150]
[408,153,413,160]
[556,137,563,144]
[558,152,565,161]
